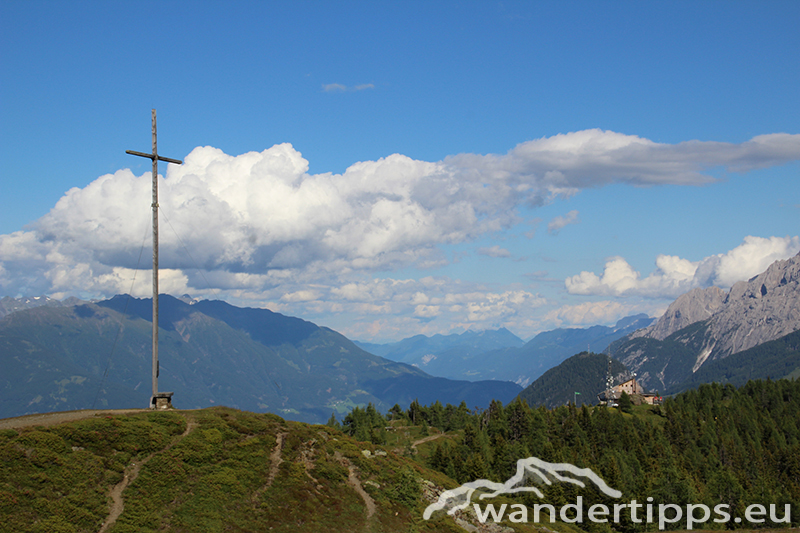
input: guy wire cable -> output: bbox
[91,220,150,409]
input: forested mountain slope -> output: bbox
[382,379,800,532]
[516,352,630,408]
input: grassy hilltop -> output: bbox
[0,407,563,533]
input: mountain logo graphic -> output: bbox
[423,456,621,520]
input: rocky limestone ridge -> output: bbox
[630,286,726,341]
[629,252,800,356]
[708,252,800,356]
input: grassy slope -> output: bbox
[0,408,556,533]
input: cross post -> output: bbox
[126,109,182,409]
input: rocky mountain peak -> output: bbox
[631,286,726,341]
[711,252,800,355]
[630,252,800,348]
[726,251,800,303]
[615,252,800,392]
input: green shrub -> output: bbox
[30,447,63,468]
[387,466,420,507]
[29,516,78,533]
[17,430,69,454]
[202,428,223,444]
[312,457,348,482]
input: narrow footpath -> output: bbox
[252,431,287,504]
[97,414,197,533]
[335,451,377,523]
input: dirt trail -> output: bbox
[252,431,287,503]
[411,433,444,449]
[267,432,286,488]
[335,451,376,521]
[98,414,197,533]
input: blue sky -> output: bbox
[1,1,799,342]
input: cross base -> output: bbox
[151,392,174,410]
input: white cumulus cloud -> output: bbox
[464,290,546,322]
[565,235,800,298]
[2,129,799,337]
[544,300,632,326]
[414,304,441,318]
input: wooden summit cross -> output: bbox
[126,109,183,409]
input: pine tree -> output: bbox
[326,412,340,429]
[618,391,633,413]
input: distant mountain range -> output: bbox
[358,314,653,387]
[0,295,520,423]
[609,252,800,393]
[4,253,797,421]
[354,328,525,374]
[0,295,85,319]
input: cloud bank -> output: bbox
[1,129,799,338]
[565,235,800,298]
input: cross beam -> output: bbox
[126,109,183,409]
[126,149,183,165]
